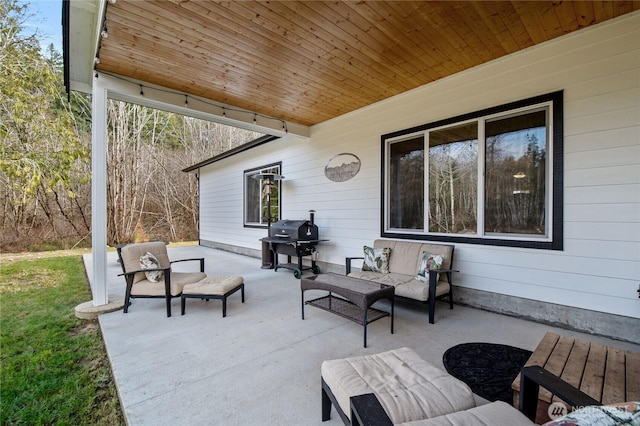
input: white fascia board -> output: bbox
[68,0,102,93]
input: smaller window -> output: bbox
[244,163,282,227]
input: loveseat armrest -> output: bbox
[518,365,600,422]
[345,257,364,275]
[170,257,205,272]
[351,393,393,426]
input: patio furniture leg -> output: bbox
[428,272,437,324]
[447,271,454,309]
[363,309,368,348]
[123,276,133,313]
[321,382,332,421]
[391,298,394,334]
[166,295,172,317]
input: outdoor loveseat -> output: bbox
[346,240,455,323]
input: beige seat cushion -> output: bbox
[372,240,453,285]
[395,279,450,301]
[130,271,207,297]
[399,401,533,426]
[183,276,243,295]
[347,271,414,287]
[321,347,475,424]
[121,241,171,284]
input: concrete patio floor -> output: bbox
[85,245,640,426]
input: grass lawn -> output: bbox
[0,255,125,425]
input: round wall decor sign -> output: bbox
[324,153,361,182]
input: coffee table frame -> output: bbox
[301,273,394,347]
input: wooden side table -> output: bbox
[512,332,640,423]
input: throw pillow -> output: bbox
[362,246,391,273]
[139,252,164,283]
[415,251,444,282]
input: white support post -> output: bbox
[91,74,109,306]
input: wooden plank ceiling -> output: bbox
[96,1,638,127]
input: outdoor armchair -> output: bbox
[118,241,207,317]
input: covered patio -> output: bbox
[66,2,640,422]
[64,3,640,334]
[87,245,640,425]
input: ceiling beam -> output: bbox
[95,72,310,138]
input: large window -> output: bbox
[244,163,282,227]
[382,92,563,250]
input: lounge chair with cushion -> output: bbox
[118,241,207,317]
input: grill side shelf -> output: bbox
[305,295,389,325]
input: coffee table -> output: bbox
[301,273,394,348]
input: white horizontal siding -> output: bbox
[199,12,640,319]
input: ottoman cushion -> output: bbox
[322,347,475,424]
[183,276,243,295]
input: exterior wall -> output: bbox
[199,12,640,338]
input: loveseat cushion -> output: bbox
[346,271,450,302]
[395,278,450,301]
[348,271,414,287]
[321,347,475,424]
[398,401,533,426]
[372,240,453,285]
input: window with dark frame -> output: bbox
[244,162,282,228]
[381,91,563,250]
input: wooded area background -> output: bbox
[0,0,260,252]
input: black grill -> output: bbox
[261,211,326,278]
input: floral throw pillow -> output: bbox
[139,252,164,283]
[415,252,444,282]
[362,246,391,273]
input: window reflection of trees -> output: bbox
[485,111,546,236]
[429,139,478,234]
[389,137,424,230]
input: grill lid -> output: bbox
[270,219,318,241]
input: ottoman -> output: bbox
[321,347,475,425]
[180,275,244,317]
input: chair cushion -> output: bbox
[321,347,475,424]
[121,241,170,284]
[183,276,243,296]
[399,401,533,426]
[130,271,207,297]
